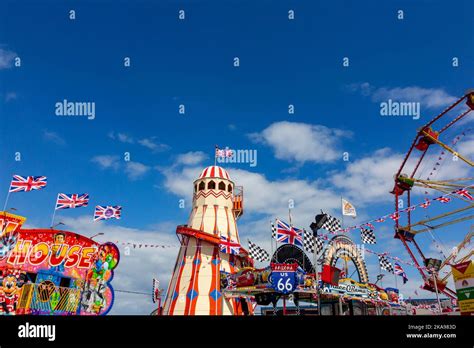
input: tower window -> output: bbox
[208,180,216,189]
[194,184,197,192]
[198,182,205,191]
[218,181,226,190]
[227,184,232,192]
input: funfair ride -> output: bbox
[392,90,474,300]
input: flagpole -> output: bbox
[50,194,58,228]
[214,145,218,166]
[50,208,57,228]
[313,235,321,316]
[340,196,344,231]
[2,189,11,212]
[270,220,274,258]
[379,261,384,288]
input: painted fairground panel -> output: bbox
[0,227,119,316]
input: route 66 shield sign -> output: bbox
[270,263,298,294]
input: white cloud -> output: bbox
[43,130,66,146]
[57,215,178,315]
[331,148,404,204]
[108,131,134,143]
[348,83,457,109]
[175,151,208,166]
[249,121,351,164]
[108,131,169,152]
[91,155,120,170]
[0,48,16,69]
[125,161,150,180]
[138,137,169,152]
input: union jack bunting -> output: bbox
[320,213,341,233]
[94,206,122,221]
[219,235,240,255]
[454,188,473,201]
[248,240,270,262]
[55,193,89,210]
[375,217,386,223]
[389,212,400,221]
[360,228,376,244]
[435,196,451,203]
[406,206,416,212]
[363,222,375,230]
[9,175,47,193]
[378,254,394,273]
[419,199,431,208]
[273,219,303,247]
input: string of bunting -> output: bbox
[319,185,473,239]
[424,129,471,189]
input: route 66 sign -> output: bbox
[270,263,298,294]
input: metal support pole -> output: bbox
[313,235,321,315]
[432,270,442,314]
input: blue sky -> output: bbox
[1,0,473,314]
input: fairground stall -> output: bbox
[221,240,410,316]
[0,212,120,315]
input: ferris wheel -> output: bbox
[391,90,474,300]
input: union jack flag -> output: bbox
[9,175,47,193]
[219,235,240,255]
[215,146,234,158]
[273,219,303,247]
[94,206,122,221]
[435,196,451,203]
[454,188,473,201]
[394,262,408,284]
[55,193,89,210]
[419,199,431,208]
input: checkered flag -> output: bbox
[303,229,324,254]
[378,254,394,273]
[248,240,270,262]
[271,221,277,239]
[360,228,376,244]
[320,212,341,233]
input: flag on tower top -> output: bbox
[341,198,357,218]
[215,146,234,158]
[9,175,47,193]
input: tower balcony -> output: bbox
[232,186,243,219]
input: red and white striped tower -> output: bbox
[163,166,251,315]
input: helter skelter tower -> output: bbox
[163,165,251,315]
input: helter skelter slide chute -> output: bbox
[392,90,474,300]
